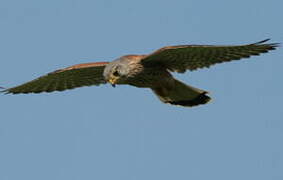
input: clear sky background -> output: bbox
[0,0,282,180]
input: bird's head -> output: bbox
[103,57,132,87]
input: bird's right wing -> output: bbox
[2,62,109,94]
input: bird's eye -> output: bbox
[113,70,120,76]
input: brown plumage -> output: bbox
[1,39,279,107]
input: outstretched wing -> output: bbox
[2,62,109,94]
[141,39,279,72]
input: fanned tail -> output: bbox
[151,79,211,107]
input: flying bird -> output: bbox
[1,39,279,107]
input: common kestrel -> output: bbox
[1,39,279,107]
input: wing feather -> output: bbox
[2,62,109,94]
[141,39,279,72]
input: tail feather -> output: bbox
[151,79,211,107]
[166,92,211,107]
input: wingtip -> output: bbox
[251,38,280,49]
[256,39,271,44]
[0,87,9,94]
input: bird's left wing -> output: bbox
[2,62,109,94]
[140,39,279,72]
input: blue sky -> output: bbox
[0,0,282,180]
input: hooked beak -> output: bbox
[108,77,118,88]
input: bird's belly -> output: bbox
[126,70,172,88]
[128,77,159,88]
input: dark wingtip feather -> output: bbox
[252,38,280,48]
[253,39,271,44]
[270,42,281,48]
[0,87,10,94]
[0,87,29,95]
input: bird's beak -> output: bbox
[108,77,118,88]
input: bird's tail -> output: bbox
[151,79,211,107]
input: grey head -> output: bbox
[103,55,142,86]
